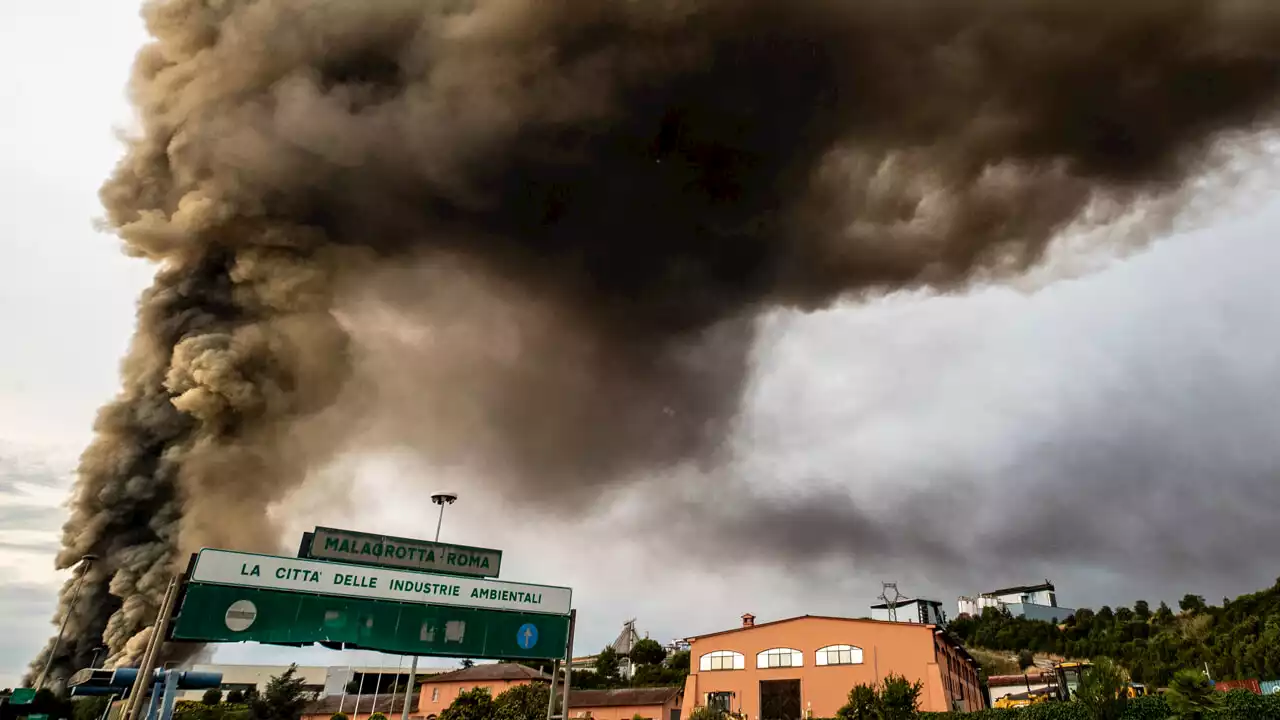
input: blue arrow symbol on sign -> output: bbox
[517,623,538,650]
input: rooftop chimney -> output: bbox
[741,613,755,628]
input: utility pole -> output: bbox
[36,554,97,690]
[401,492,458,720]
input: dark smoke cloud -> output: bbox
[34,0,1280,679]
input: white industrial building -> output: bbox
[957,581,1075,623]
[174,663,453,701]
[869,598,947,626]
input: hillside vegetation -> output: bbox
[947,579,1280,687]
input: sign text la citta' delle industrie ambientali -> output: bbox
[190,548,570,614]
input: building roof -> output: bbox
[930,629,978,666]
[569,687,682,708]
[305,693,418,715]
[420,664,551,684]
[983,582,1055,597]
[685,614,937,641]
[870,598,941,609]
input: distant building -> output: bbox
[417,664,550,719]
[568,687,684,720]
[177,663,452,703]
[869,598,947,626]
[957,581,1074,623]
[303,693,419,720]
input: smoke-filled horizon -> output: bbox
[32,0,1280,681]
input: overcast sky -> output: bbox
[3,0,1280,690]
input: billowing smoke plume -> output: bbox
[33,0,1280,680]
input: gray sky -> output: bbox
[3,0,1280,690]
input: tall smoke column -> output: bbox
[32,0,1280,679]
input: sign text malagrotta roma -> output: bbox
[171,543,571,660]
[299,526,503,578]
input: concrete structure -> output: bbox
[985,672,1055,707]
[869,599,946,626]
[568,687,683,720]
[417,664,551,719]
[176,664,453,702]
[302,692,419,720]
[957,582,1074,624]
[680,614,983,718]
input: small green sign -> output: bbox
[172,582,570,660]
[27,714,49,720]
[303,527,504,578]
[10,689,35,705]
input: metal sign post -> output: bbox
[560,610,577,720]
[124,576,180,720]
[544,660,559,720]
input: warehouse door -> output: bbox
[760,680,801,720]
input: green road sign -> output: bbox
[191,549,570,614]
[302,527,503,578]
[27,714,49,720]
[172,583,570,660]
[9,689,35,705]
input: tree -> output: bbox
[1074,657,1128,720]
[73,697,110,720]
[593,647,622,686]
[667,650,689,669]
[440,688,495,720]
[877,675,922,720]
[251,665,312,720]
[836,685,877,720]
[495,683,549,720]
[202,690,224,706]
[629,639,668,668]
[368,714,387,720]
[1179,595,1206,614]
[1134,600,1151,621]
[227,690,246,704]
[836,676,920,720]
[330,714,348,720]
[459,659,476,669]
[1166,670,1217,720]
[1017,650,1035,671]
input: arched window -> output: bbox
[699,650,745,671]
[756,647,803,669]
[815,644,864,666]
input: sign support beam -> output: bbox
[560,610,576,720]
[124,575,179,720]
[400,656,417,720]
[545,660,559,720]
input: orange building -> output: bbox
[680,614,983,718]
[567,687,684,720]
[417,664,551,718]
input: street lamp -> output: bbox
[36,553,98,690]
[430,492,458,542]
[402,492,458,720]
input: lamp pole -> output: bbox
[432,492,457,542]
[36,554,98,690]
[402,492,458,720]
